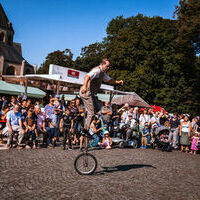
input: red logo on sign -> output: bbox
[67,69,79,79]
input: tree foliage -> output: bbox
[73,42,105,72]
[174,0,200,54]
[37,49,73,74]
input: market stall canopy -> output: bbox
[111,93,150,107]
[0,80,46,98]
[63,93,123,102]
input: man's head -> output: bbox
[100,58,111,72]
[49,98,54,105]
[13,104,19,114]
[65,108,70,115]
[105,101,110,107]
[22,100,27,107]
[128,114,133,119]
[34,105,40,114]
[124,103,129,110]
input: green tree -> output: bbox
[37,49,73,74]
[174,0,200,54]
[104,14,198,115]
[73,42,105,72]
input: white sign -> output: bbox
[49,64,114,91]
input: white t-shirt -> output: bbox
[139,114,150,126]
[87,66,111,82]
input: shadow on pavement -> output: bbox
[96,164,156,175]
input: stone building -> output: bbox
[0,3,35,77]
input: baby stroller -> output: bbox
[151,126,171,152]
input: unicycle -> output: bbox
[74,136,98,175]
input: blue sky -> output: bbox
[1,0,179,68]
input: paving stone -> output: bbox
[0,147,199,200]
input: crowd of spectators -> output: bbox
[0,95,199,155]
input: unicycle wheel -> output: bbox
[74,153,98,175]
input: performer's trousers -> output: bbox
[79,91,99,130]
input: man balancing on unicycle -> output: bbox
[79,58,123,150]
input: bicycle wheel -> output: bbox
[74,153,97,175]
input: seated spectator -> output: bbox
[89,116,101,147]
[98,131,112,150]
[33,105,46,146]
[125,114,137,141]
[24,110,37,149]
[47,108,60,147]
[5,104,24,149]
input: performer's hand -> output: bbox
[81,86,87,94]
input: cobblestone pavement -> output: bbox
[0,146,199,200]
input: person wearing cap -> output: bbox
[125,114,137,141]
[119,103,129,129]
[98,131,112,150]
[79,58,123,136]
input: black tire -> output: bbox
[133,140,138,149]
[74,153,98,175]
[119,141,124,148]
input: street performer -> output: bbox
[79,58,123,138]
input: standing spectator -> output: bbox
[44,98,55,119]
[139,109,150,128]
[119,103,129,128]
[1,96,7,110]
[6,104,24,149]
[179,116,191,153]
[195,117,200,133]
[69,99,79,144]
[60,108,73,150]
[101,101,112,130]
[20,100,27,121]
[140,122,150,149]
[133,107,139,121]
[169,113,179,149]
[48,108,60,147]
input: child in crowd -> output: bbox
[60,108,73,150]
[140,122,150,149]
[98,131,112,149]
[190,132,199,155]
[89,116,101,147]
[48,108,59,147]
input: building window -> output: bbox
[25,68,32,74]
[0,32,4,42]
[6,66,15,75]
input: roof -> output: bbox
[0,3,14,32]
[0,80,46,98]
